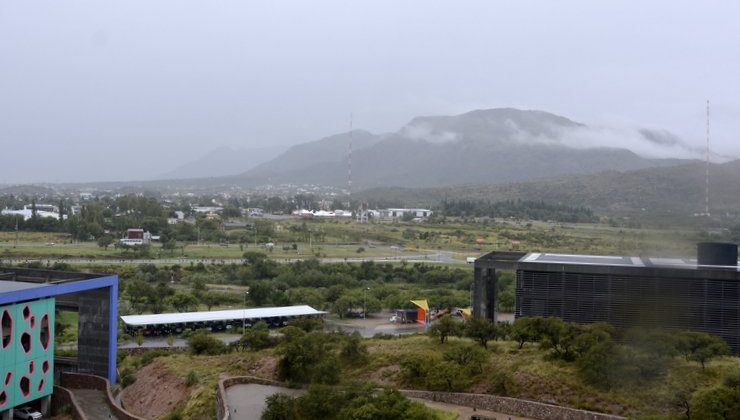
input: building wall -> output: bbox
[77,288,112,377]
[516,269,740,353]
[0,298,54,411]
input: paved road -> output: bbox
[0,252,465,267]
[69,389,118,420]
[225,384,304,420]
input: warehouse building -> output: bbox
[473,243,740,353]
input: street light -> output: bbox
[363,287,370,319]
[242,291,249,335]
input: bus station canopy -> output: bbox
[120,305,325,327]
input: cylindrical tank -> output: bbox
[697,242,738,266]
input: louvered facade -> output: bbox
[515,252,740,353]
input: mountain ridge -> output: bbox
[233,108,698,188]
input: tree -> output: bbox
[277,332,340,385]
[96,234,114,250]
[249,281,273,306]
[262,393,297,420]
[511,317,543,349]
[576,339,621,389]
[464,316,497,349]
[340,332,368,364]
[167,292,199,312]
[690,386,740,420]
[161,239,178,255]
[443,344,487,373]
[428,314,460,344]
[676,331,730,369]
[538,318,583,360]
[332,295,353,319]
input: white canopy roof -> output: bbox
[120,305,325,326]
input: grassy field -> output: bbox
[0,218,704,261]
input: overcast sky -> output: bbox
[1,1,740,183]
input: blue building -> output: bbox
[0,267,118,418]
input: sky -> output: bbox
[1,1,740,183]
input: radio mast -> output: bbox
[705,100,711,217]
[347,113,353,210]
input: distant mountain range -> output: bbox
[158,146,284,180]
[230,108,699,188]
[354,159,740,216]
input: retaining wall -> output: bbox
[217,376,287,420]
[51,385,88,420]
[61,372,146,420]
[399,389,625,420]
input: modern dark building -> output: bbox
[0,267,118,418]
[473,243,740,353]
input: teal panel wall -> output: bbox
[0,298,55,410]
[0,366,13,411]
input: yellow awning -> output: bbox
[460,308,472,317]
[410,299,429,311]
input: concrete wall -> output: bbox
[51,385,88,420]
[61,372,145,420]
[399,390,625,420]
[217,376,287,420]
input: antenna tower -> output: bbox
[705,100,711,217]
[348,113,352,209]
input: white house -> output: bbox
[380,208,433,219]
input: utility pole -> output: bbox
[363,287,370,319]
[242,291,249,335]
[705,99,711,217]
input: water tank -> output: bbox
[697,242,738,266]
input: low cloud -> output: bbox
[400,122,460,144]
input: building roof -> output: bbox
[0,280,49,293]
[120,305,326,326]
[518,252,740,276]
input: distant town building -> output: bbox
[291,209,353,219]
[167,210,186,225]
[1,204,63,221]
[120,228,152,246]
[192,206,223,214]
[380,208,433,219]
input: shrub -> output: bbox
[188,332,228,355]
[400,354,437,386]
[120,370,136,388]
[185,370,199,387]
[139,349,169,367]
[489,370,515,396]
[443,344,488,373]
[690,386,740,419]
[425,361,469,392]
[340,332,368,364]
